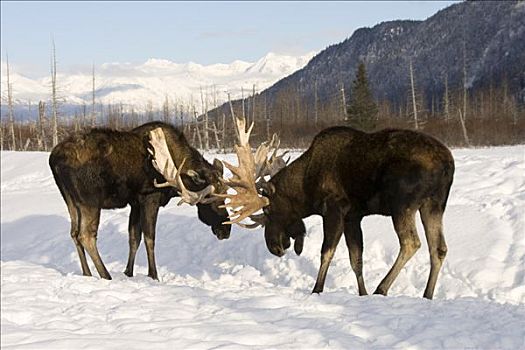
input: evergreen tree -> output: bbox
[346,62,378,131]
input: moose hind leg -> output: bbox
[344,218,368,296]
[374,208,420,296]
[78,206,112,280]
[420,201,447,299]
[124,205,142,277]
[63,194,92,277]
[69,204,92,276]
[312,208,344,294]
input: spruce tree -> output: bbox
[346,62,378,131]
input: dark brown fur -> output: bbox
[49,122,230,280]
[263,126,454,299]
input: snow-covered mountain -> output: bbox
[1,52,316,113]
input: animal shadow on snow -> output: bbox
[0,212,321,288]
[0,212,258,280]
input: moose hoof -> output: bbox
[373,288,387,296]
[311,286,323,294]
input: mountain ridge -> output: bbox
[1,51,316,115]
[250,0,525,118]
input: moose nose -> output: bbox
[269,244,285,257]
[213,225,231,240]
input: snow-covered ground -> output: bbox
[1,146,524,349]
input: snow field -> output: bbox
[1,146,525,349]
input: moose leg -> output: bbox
[312,208,344,294]
[374,208,420,296]
[64,196,92,276]
[343,218,368,296]
[141,196,160,280]
[420,201,447,299]
[124,205,142,277]
[78,205,112,280]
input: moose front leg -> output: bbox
[312,206,344,294]
[124,205,142,277]
[140,196,161,281]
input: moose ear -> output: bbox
[213,158,224,174]
[186,170,206,185]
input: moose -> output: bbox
[150,114,455,299]
[49,121,230,280]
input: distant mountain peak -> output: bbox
[1,52,317,114]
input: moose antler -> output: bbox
[148,127,215,206]
[217,115,269,226]
[217,103,288,228]
[254,133,290,182]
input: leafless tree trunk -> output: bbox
[38,101,47,151]
[74,112,80,132]
[119,102,124,129]
[18,124,23,151]
[222,113,226,153]
[193,105,203,149]
[314,80,319,126]
[212,121,220,149]
[409,59,419,129]
[0,122,4,151]
[23,137,31,151]
[200,87,209,150]
[462,41,468,122]
[5,52,16,150]
[91,63,96,127]
[265,93,270,140]
[241,87,245,120]
[146,100,154,122]
[251,84,256,124]
[340,82,347,121]
[180,104,185,130]
[51,39,59,147]
[458,109,470,146]
[163,95,170,123]
[443,74,450,121]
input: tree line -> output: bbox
[2,57,524,152]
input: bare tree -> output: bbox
[91,63,96,127]
[314,80,319,126]
[443,74,450,121]
[409,59,419,129]
[38,101,47,150]
[0,120,4,151]
[222,113,226,153]
[192,105,203,149]
[458,109,470,146]
[462,40,468,121]
[162,95,170,123]
[251,84,256,124]
[50,39,59,147]
[200,87,209,150]
[81,102,87,128]
[264,93,270,140]
[340,82,347,120]
[5,52,16,150]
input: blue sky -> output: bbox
[1,1,457,77]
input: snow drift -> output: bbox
[1,146,524,349]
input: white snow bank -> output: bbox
[1,146,524,349]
